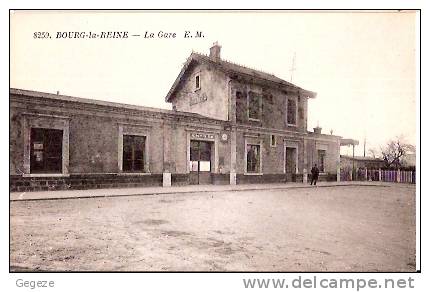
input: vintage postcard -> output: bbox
[10,10,418,279]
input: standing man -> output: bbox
[310,164,319,185]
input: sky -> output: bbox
[10,10,417,156]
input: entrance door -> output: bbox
[285,147,297,182]
[190,140,212,184]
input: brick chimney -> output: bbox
[209,42,221,61]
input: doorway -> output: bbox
[190,140,212,184]
[285,146,297,182]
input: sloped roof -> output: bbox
[10,88,219,121]
[340,155,384,162]
[165,52,317,102]
[340,138,359,146]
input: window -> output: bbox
[195,75,200,90]
[30,128,63,173]
[246,144,261,173]
[248,92,261,120]
[123,135,146,172]
[287,98,297,125]
[270,134,276,147]
[318,149,326,172]
[236,91,245,122]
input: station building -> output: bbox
[10,43,341,192]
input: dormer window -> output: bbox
[195,74,201,90]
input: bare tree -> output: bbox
[380,137,415,168]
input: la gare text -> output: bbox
[34,31,204,39]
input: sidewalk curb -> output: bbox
[10,183,391,202]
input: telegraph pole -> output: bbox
[352,143,355,180]
[289,52,296,83]
[363,136,366,157]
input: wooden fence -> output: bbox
[340,168,415,184]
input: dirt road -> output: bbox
[10,185,416,271]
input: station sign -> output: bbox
[191,133,215,140]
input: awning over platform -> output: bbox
[340,139,359,146]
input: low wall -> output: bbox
[308,173,337,182]
[236,173,303,184]
[10,174,163,192]
[171,174,189,186]
[10,172,319,192]
[211,174,230,185]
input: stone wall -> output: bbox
[232,79,308,132]
[172,63,229,121]
[306,137,340,175]
[235,131,306,175]
[10,89,231,191]
[10,174,163,192]
[69,115,121,173]
[10,88,341,190]
[10,107,24,175]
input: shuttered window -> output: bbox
[248,92,261,120]
[287,98,297,125]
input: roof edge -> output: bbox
[165,52,317,102]
[165,53,195,103]
[10,88,222,121]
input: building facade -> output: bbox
[10,44,341,192]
